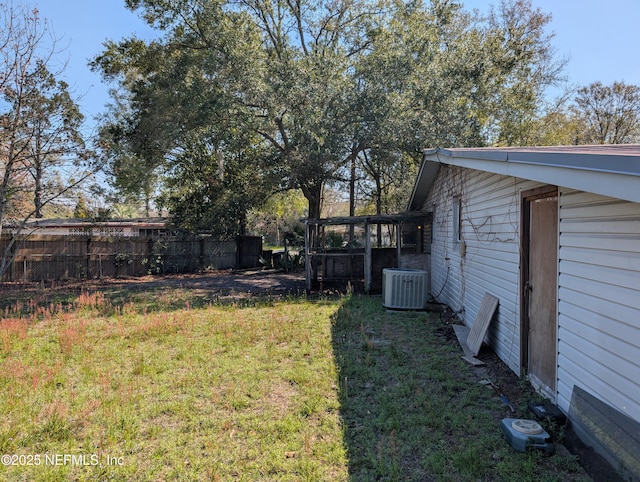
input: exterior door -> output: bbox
[521,187,558,393]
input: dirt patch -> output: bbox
[1,269,307,300]
[132,269,308,297]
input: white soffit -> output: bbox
[422,147,640,204]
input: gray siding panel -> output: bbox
[560,273,639,310]
[556,350,639,419]
[558,286,639,330]
[557,189,640,421]
[561,233,639,253]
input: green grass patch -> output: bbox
[0,293,347,480]
[332,296,591,481]
[0,286,591,480]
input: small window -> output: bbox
[452,196,461,243]
[431,205,436,242]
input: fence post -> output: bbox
[284,238,289,272]
[199,237,204,271]
[86,237,91,279]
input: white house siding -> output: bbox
[557,188,640,421]
[424,165,542,374]
[424,164,640,421]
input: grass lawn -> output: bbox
[0,286,590,481]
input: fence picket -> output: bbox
[0,235,262,282]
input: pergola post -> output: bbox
[304,220,311,293]
[364,221,371,294]
[396,222,402,268]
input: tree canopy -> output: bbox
[92,0,566,233]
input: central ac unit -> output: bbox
[382,268,428,310]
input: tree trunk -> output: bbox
[301,181,323,251]
[144,187,152,218]
[349,155,356,242]
[301,182,322,221]
[34,162,44,219]
[375,175,382,247]
[238,209,247,236]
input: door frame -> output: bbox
[520,185,559,383]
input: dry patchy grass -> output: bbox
[0,292,347,481]
[0,285,593,481]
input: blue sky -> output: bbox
[35,2,156,134]
[36,0,640,133]
[464,0,640,90]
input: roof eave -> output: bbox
[415,147,640,205]
[407,154,441,211]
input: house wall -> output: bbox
[556,189,640,420]
[422,165,640,423]
[424,165,540,374]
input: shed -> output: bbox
[407,145,640,475]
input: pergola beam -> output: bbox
[304,212,432,293]
[304,212,431,227]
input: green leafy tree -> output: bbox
[342,0,564,221]
[248,190,307,246]
[93,0,379,225]
[443,0,566,147]
[516,96,582,146]
[93,1,270,230]
[343,0,479,224]
[156,130,270,236]
[97,92,161,217]
[19,61,89,218]
[93,0,565,237]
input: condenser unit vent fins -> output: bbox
[382,268,428,310]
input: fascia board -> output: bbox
[425,150,640,204]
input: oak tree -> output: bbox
[93,0,565,234]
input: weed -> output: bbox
[74,290,106,311]
[0,287,593,481]
[57,319,87,355]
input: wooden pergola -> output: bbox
[304,212,431,293]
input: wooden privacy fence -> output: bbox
[0,235,262,282]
